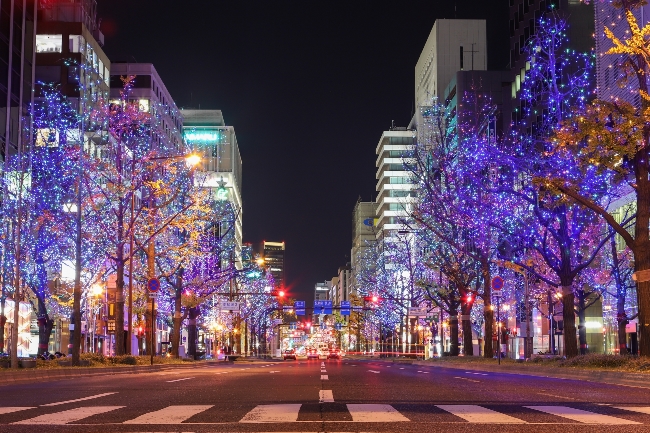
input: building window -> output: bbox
[69,35,85,53]
[36,34,62,53]
[138,99,150,112]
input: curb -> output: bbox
[400,359,650,389]
[0,363,202,387]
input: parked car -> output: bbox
[306,347,319,359]
[328,349,341,359]
[283,349,297,360]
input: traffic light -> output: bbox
[372,295,379,303]
[278,290,285,298]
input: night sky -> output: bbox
[96,1,509,302]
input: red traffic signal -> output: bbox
[466,293,474,304]
[278,290,285,297]
[364,295,380,303]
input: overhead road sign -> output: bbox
[220,301,240,312]
[314,300,332,315]
[294,301,306,316]
[340,301,351,316]
[408,307,428,317]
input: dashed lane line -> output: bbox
[319,390,334,403]
[165,377,194,383]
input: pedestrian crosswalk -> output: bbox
[2,403,650,425]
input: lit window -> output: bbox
[68,35,85,53]
[138,99,150,112]
[36,34,62,53]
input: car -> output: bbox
[328,349,341,359]
[283,349,296,360]
[306,347,319,359]
[318,349,329,360]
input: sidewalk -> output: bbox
[394,358,650,389]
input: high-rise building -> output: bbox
[351,200,376,296]
[594,2,649,105]
[110,63,183,152]
[182,109,243,258]
[314,281,330,302]
[35,0,109,121]
[507,0,593,134]
[415,19,487,108]
[1,0,36,160]
[260,241,285,289]
[375,127,416,235]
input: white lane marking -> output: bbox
[399,367,404,370]
[321,375,329,380]
[13,406,123,425]
[614,406,650,415]
[454,376,480,383]
[537,392,578,400]
[319,390,334,403]
[422,371,429,374]
[240,404,302,423]
[417,370,422,373]
[525,406,641,425]
[437,405,527,424]
[347,404,409,422]
[368,370,380,373]
[124,405,213,424]
[0,408,34,415]
[269,371,280,373]
[41,393,118,407]
[386,366,391,367]
[166,377,195,383]
[321,369,327,373]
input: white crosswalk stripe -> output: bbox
[12,406,123,425]
[240,404,302,422]
[4,403,650,425]
[614,406,650,415]
[437,405,527,423]
[525,406,641,424]
[347,404,409,422]
[123,405,213,424]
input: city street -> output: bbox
[1,359,650,432]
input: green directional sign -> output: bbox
[426,313,440,323]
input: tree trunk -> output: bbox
[449,314,459,356]
[562,286,578,357]
[171,280,182,358]
[461,302,474,356]
[187,306,198,359]
[481,258,493,358]
[115,253,125,355]
[37,297,54,356]
[577,292,587,355]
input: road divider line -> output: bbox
[319,390,334,403]
[368,370,380,373]
[321,375,329,380]
[124,405,213,424]
[0,408,34,415]
[166,377,194,383]
[41,393,117,407]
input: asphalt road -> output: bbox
[1,358,650,432]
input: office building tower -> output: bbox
[182,109,243,258]
[375,127,416,235]
[260,241,285,289]
[314,282,330,302]
[35,0,109,122]
[415,19,487,108]
[594,1,650,105]
[1,0,36,160]
[110,63,183,151]
[351,200,375,296]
